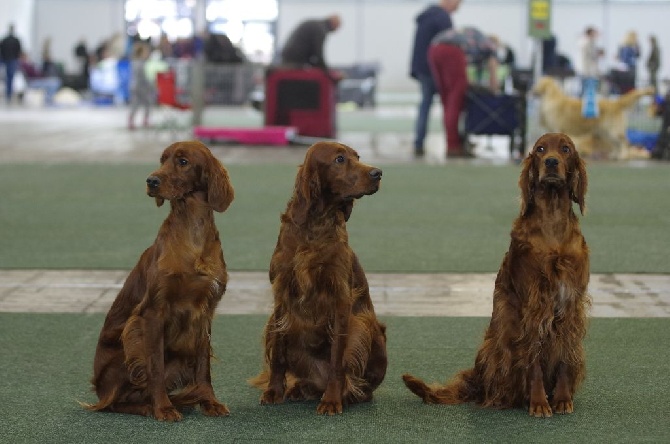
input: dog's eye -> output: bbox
[178,158,188,166]
[536,146,545,153]
[562,145,571,153]
[335,155,345,164]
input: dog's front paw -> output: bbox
[529,400,553,418]
[200,400,230,417]
[316,399,343,415]
[259,388,284,405]
[154,405,182,422]
[552,399,574,414]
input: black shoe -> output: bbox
[414,147,425,158]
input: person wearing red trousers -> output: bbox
[428,27,499,158]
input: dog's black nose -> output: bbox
[369,168,382,181]
[146,176,161,189]
[545,157,559,168]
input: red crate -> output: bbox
[264,68,336,138]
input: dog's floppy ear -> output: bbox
[570,150,588,215]
[205,156,234,212]
[518,154,535,216]
[340,201,354,222]
[290,156,322,225]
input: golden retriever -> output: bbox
[533,76,653,159]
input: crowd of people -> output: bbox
[0,24,250,109]
[0,6,665,148]
[409,0,513,158]
[408,1,663,159]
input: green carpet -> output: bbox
[1,162,668,273]
[0,314,667,443]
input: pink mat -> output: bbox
[193,126,297,145]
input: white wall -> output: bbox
[6,0,670,93]
[0,0,34,54]
[33,0,125,73]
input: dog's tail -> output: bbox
[248,369,300,390]
[248,368,270,389]
[402,369,479,405]
[611,86,655,111]
[78,387,118,411]
[168,384,218,408]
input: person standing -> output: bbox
[428,26,498,158]
[41,37,56,76]
[579,26,603,95]
[646,35,661,92]
[0,24,23,103]
[127,42,154,130]
[409,0,462,157]
[617,31,640,72]
[74,38,90,88]
[617,30,640,91]
[280,14,342,81]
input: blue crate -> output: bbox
[626,129,658,151]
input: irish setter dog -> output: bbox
[85,140,234,421]
[403,133,590,417]
[250,141,388,415]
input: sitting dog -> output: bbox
[84,141,234,421]
[250,141,388,415]
[533,76,653,159]
[403,133,591,417]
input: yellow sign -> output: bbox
[528,0,552,39]
[531,1,549,19]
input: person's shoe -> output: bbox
[414,147,425,158]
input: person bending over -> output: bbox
[280,14,342,81]
[428,26,498,158]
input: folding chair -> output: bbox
[462,85,522,158]
[155,70,191,136]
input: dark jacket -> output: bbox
[205,33,245,64]
[0,34,22,62]
[280,18,332,69]
[409,5,453,79]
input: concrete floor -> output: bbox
[1,270,669,317]
[1,103,668,317]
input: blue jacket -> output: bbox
[618,45,639,71]
[409,5,453,79]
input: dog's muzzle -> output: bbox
[544,157,559,168]
[146,176,161,189]
[369,168,382,181]
[146,176,162,196]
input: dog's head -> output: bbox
[519,133,587,215]
[290,141,382,225]
[146,140,234,212]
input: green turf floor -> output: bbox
[0,314,668,443]
[1,162,669,273]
